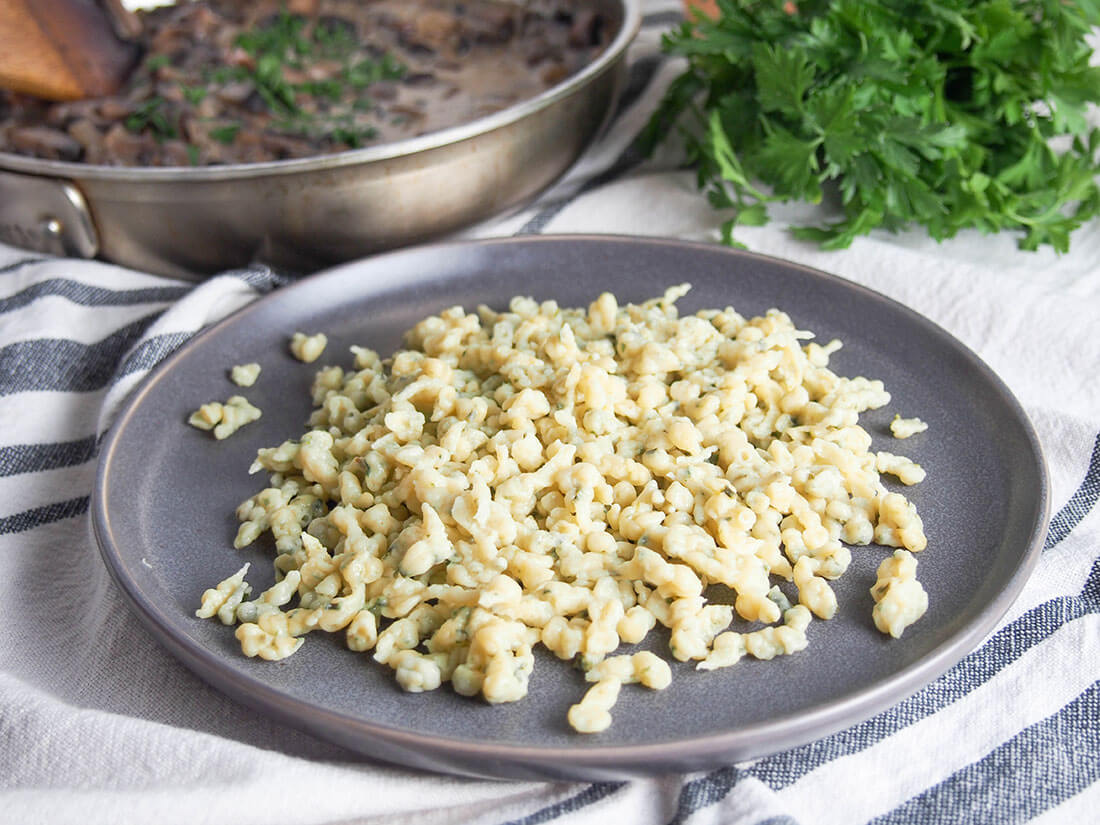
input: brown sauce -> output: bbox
[0,0,608,166]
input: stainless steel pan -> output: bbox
[0,0,639,279]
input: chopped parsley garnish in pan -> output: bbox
[194,9,409,150]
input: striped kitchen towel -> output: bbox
[2,2,1098,822]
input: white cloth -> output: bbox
[2,2,1099,822]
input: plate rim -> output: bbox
[92,234,1050,778]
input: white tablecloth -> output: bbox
[3,2,1099,821]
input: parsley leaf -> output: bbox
[124,96,176,141]
[208,123,241,145]
[648,0,1100,252]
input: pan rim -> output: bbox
[0,0,642,183]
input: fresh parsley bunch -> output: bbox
[644,0,1100,251]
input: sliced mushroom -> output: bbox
[8,127,82,161]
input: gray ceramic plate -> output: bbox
[93,235,1048,780]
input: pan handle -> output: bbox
[0,168,98,258]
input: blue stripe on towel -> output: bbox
[0,279,189,315]
[112,331,195,383]
[0,495,90,534]
[0,257,48,276]
[1045,434,1100,549]
[870,681,1100,825]
[0,436,97,478]
[0,313,163,395]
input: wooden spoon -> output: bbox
[0,0,143,101]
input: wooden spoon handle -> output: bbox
[0,0,142,101]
